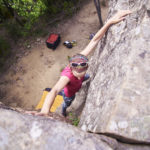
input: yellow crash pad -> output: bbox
[35,90,63,112]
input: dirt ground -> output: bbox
[0,1,108,110]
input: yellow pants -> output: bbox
[35,90,63,112]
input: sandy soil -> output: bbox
[0,1,108,110]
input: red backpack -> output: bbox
[46,34,61,50]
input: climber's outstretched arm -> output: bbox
[80,10,131,57]
[25,76,70,116]
[40,76,70,115]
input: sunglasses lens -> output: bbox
[71,62,88,67]
[71,63,78,67]
[80,63,87,67]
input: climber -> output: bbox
[26,10,131,117]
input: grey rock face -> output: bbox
[79,0,150,143]
[1,106,150,150]
[0,108,114,150]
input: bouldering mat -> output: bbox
[35,88,63,112]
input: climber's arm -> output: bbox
[25,76,70,116]
[80,10,131,57]
[80,21,111,56]
[40,76,70,115]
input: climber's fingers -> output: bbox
[24,110,38,115]
[108,10,132,24]
[34,112,49,116]
[24,110,50,117]
[117,10,132,18]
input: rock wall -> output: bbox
[1,0,150,149]
[79,0,150,144]
[1,106,150,150]
[0,106,113,150]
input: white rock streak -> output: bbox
[30,121,42,140]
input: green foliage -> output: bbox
[11,0,46,29]
[0,0,46,30]
[18,1,45,20]
[4,20,30,39]
[0,0,82,39]
[0,5,13,22]
[48,4,60,14]
[0,36,11,67]
[67,55,71,61]
[68,112,80,126]
[33,26,48,37]
[101,0,106,7]
[60,66,65,73]
[5,18,47,40]
[42,0,79,16]
[63,1,74,16]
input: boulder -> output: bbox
[0,107,113,150]
[79,0,150,143]
[0,106,150,150]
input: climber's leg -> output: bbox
[61,90,75,117]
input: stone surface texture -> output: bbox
[0,107,113,150]
[0,106,150,150]
[79,0,150,143]
[1,0,150,149]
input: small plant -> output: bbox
[68,112,80,126]
[63,1,74,16]
[101,0,106,7]
[23,41,29,47]
[33,27,48,37]
[67,55,71,61]
[60,66,65,73]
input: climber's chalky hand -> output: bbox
[108,10,132,24]
[25,110,49,116]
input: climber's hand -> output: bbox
[108,10,132,24]
[25,110,49,116]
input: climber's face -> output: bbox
[71,66,87,78]
[69,54,89,78]
[70,61,88,78]
[70,62,88,71]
